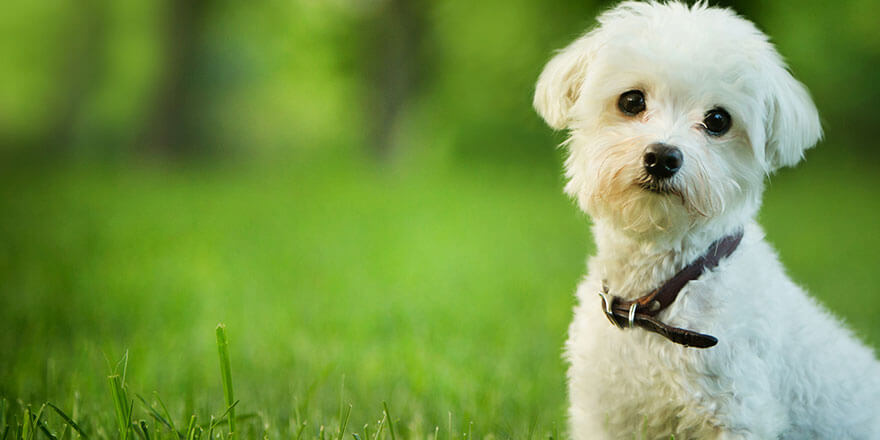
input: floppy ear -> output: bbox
[533,34,597,130]
[763,64,823,170]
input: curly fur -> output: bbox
[533,2,880,439]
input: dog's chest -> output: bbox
[567,291,725,439]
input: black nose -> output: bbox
[643,143,683,179]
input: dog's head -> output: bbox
[534,1,821,238]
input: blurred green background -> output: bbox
[1,0,878,438]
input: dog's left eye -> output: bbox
[703,108,732,136]
[618,90,646,116]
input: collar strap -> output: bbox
[598,230,744,348]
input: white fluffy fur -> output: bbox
[534,2,880,439]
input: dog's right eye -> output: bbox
[618,90,646,116]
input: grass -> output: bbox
[0,149,878,439]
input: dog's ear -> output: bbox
[762,63,822,170]
[533,34,596,130]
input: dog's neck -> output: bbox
[589,219,746,300]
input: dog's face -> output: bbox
[534,2,822,238]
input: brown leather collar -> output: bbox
[598,230,744,348]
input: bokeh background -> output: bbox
[1,0,878,438]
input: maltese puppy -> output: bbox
[533,2,880,439]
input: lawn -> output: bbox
[1,149,878,439]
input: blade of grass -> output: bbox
[152,392,178,435]
[133,395,175,436]
[156,396,188,439]
[138,421,150,440]
[23,408,31,440]
[336,404,351,440]
[130,422,146,440]
[120,351,129,387]
[381,403,395,440]
[447,412,452,440]
[126,401,134,440]
[372,413,386,440]
[215,324,235,439]
[207,401,239,432]
[31,404,55,440]
[205,415,252,431]
[46,403,88,439]
[184,415,196,440]
[108,375,131,440]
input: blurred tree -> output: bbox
[45,0,108,155]
[359,0,430,161]
[142,0,210,157]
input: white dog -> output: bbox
[533,2,880,439]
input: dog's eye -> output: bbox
[618,90,646,116]
[703,108,732,136]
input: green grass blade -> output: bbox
[45,403,88,440]
[381,403,395,440]
[133,395,176,436]
[23,408,31,440]
[126,402,134,440]
[138,421,150,440]
[372,413,385,440]
[120,350,129,387]
[215,324,235,439]
[207,401,239,432]
[152,393,179,437]
[184,415,196,440]
[31,404,47,440]
[294,422,306,440]
[108,375,130,440]
[130,422,146,440]
[23,405,55,440]
[336,404,351,440]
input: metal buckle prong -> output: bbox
[598,290,623,328]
